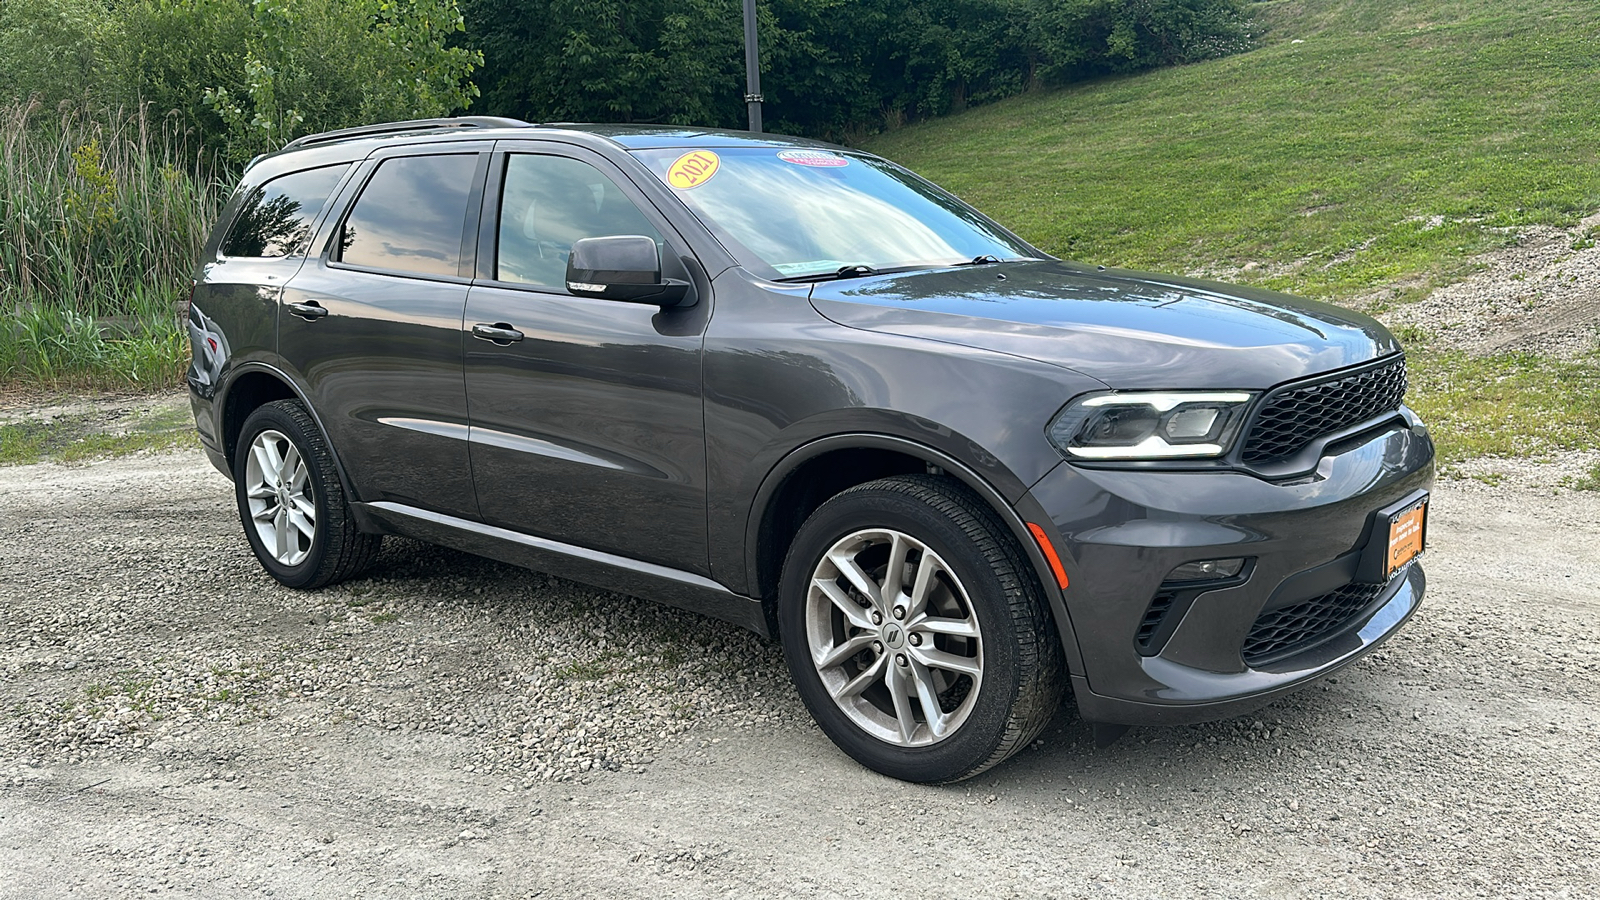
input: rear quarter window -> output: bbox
[221,164,350,259]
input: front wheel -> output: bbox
[234,400,380,589]
[778,475,1064,783]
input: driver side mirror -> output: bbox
[566,235,692,307]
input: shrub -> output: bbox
[0,101,226,386]
[1026,0,1256,84]
[0,0,114,108]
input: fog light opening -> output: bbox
[1163,557,1246,584]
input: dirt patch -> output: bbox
[0,391,194,465]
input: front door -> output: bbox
[463,148,709,573]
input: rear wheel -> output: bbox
[779,475,1064,783]
[234,400,380,589]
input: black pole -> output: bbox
[743,0,763,132]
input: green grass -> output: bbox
[863,0,1600,471]
[1406,348,1600,471]
[863,0,1600,303]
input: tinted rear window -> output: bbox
[221,164,349,259]
[338,154,478,278]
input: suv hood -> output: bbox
[808,260,1398,390]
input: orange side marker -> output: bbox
[1025,522,1070,590]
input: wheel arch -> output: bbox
[747,433,1085,675]
[217,364,365,516]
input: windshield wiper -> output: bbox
[952,254,1002,267]
[774,264,881,283]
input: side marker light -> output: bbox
[1026,522,1070,590]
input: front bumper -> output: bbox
[1026,413,1434,725]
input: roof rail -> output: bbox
[280,116,532,152]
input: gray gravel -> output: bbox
[2,439,1598,898]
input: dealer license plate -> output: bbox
[1386,496,1428,579]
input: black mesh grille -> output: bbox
[1135,590,1179,652]
[1241,356,1408,465]
[1242,582,1388,666]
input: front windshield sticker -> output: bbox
[667,150,721,189]
[777,149,849,168]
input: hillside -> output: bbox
[862,0,1600,305]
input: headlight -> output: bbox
[1047,391,1256,460]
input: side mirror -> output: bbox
[566,235,692,307]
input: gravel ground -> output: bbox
[1,441,1597,899]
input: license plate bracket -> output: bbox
[1385,496,1428,579]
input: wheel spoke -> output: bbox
[252,441,283,489]
[816,632,876,669]
[829,550,885,609]
[288,493,316,520]
[830,654,886,700]
[908,659,952,739]
[251,500,279,523]
[814,578,877,631]
[910,646,982,678]
[279,444,302,485]
[288,507,316,541]
[906,550,942,619]
[909,614,977,639]
[886,664,919,744]
[883,532,913,605]
[247,482,276,500]
[274,507,292,560]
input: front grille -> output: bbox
[1241,582,1388,666]
[1241,356,1408,465]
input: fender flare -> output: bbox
[216,361,365,516]
[746,432,1086,676]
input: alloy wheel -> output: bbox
[805,528,984,746]
[243,429,317,567]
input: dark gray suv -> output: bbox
[187,117,1433,782]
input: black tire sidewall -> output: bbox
[233,401,337,590]
[779,482,1028,783]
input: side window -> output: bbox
[338,154,478,278]
[497,154,663,287]
[221,164,349,259]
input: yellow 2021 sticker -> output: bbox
[667,150,720,189]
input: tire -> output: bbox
[778,474,1065,783]
[233,399,381,590]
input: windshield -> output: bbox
[631,147,1039,280]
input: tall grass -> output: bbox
[1,100,229,388]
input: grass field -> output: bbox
[865,0,1600,476]
[864,0,1600,304]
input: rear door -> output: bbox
[462,144,711,573]
[280,143,489,518]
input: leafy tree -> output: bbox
[123,0,482,162]
[1025,0,1254,84]
[460,0,1253,141]
[1,0,482,162]
[0,0,117,107]
[463,0,744,127]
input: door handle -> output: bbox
[471,322,525,344]
[286,301,329,321]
